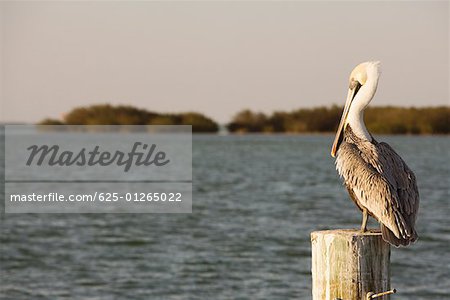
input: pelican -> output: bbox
[331,61,419,247]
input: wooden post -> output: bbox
[311,229,391,300]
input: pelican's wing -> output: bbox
[374,142,419,245]
[374,142,419,223]
[336,141,419,245]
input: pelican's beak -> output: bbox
[331,83,360,157]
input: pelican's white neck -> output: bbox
[346,75,379,141]
[346,109,371,141]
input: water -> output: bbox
[1,135,449,299]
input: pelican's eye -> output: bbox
[349,79,362,90]
[349,79,362,100]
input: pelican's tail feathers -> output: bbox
[381,224,417,247]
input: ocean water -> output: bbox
[1,135,449,299]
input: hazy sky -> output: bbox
[1,1,448,123]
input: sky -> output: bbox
[1,1,448,123]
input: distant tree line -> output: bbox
[39,104,219,133]
[39,104,449,134]
[226,106,449,134]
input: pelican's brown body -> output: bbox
[335,125,419,246]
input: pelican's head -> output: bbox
[331,61,381,157]
[348,61,381,90]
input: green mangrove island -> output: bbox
[227,106,449,134]
[40,104,219,133]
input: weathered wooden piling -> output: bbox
[311,229,391,300]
